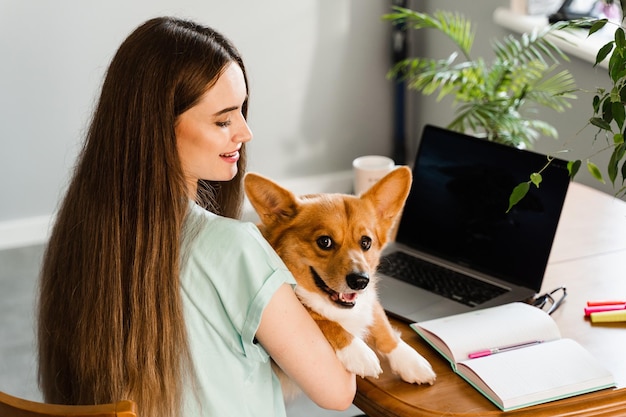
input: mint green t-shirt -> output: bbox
[180,203,295,416]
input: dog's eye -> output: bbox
[360,236,372,251]
[316,236,334,250]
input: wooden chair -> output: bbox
[0,390,137,417]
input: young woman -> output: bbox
[37,16,355,417]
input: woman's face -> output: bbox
[175,62,252,198]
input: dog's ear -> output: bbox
[361,166,412,227]
[244,173,299,226]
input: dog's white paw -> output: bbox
[336,338,382,378]
[385,340,436,385]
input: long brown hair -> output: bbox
[38,17,248,417]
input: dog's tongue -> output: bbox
[340,292,357,302]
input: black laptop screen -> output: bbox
[396,125,570,292]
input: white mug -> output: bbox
[352,155,395,195]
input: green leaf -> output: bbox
[592,94,601,113]
[384,8,475,59]
[589,19,608,36]
[611,86,622,103]
[530,172,542,187]
[507,182,530,212]
[602,98,614,123]
[596,41,614,67]
[590,117,612,131]
[614,102,626,130]
[587,160,606,183]
[608,143,625,184]
[494,23,569,67]
[615,27,626,49]
[608,46,626,82]
[568,159,582,178]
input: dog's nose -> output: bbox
[346,272,369,290]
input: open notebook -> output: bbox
[377,125,570,322]
[410,302,615,411]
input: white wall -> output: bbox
[0,1,394,228]
[5,0,613,248]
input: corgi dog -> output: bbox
[244,167,436,395]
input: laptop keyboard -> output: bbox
[377,251,508,307]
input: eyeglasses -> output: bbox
[531,286,567,315]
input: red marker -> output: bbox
[587,300,626,306]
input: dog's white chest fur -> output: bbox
[296,286,375,339]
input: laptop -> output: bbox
[377,124,570,322]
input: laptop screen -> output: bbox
[396,125,570,292]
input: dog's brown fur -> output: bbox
[244,167,436,396]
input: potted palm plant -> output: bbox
[383,8,578,150]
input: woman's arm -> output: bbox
[255,283,356,410]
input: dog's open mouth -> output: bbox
[310,267,357,308]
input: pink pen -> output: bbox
[468,340,543,359]
[584,304,626,316]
